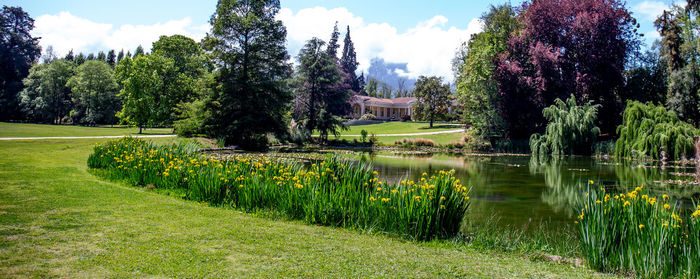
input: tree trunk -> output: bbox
[139,126,143,134]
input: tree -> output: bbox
[413,76,450,128]
[655,3,700,126]
[106,49,116,67]
[115,55,180,133]
[340,25,360,92]
[620,47,667,105]
[455,4,517,138]
[97,51,106,62]
[495,0,639,138]
[365,78,379,97]
[530,95,601,156]
[292,38,349,141]
[357,72,366,95]
[19,59,74,123]
[0,6,42,120]
[134,45,145,57]
[68,60,120,125]
[42,45,57,64]
[203,0,292,150]
[64,49,74,62]
[86,53,95,60]
[75,53,86,65]
[327,22,340,58]
[116,49,124,64]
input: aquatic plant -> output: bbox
[88,137,471,240]
[530,94,601,156]
[578,183,700,277]
[615,101,698,161]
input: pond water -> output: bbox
[352,151,700,233]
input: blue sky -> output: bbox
[7,0,675,79]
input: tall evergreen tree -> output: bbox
[357,72,366,95]
[96,51,106,61]
[0,6,42,120]
[64,49,75,61]
[204,0,292,150]
[134,45,145,57]
[326,21,340,58]
[292,38,350,141]
[86,53,95,60]
[116,49,124,64]
[75,53,86,65]
[106,50,116,67]
[340,25,360,92]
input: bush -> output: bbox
[359,113,377,121]
[88,138,471,240]
[615,101,699,161]
[360,129,368,142]
[530,94,601,156]
[401,114,411,122]
[394,138,436,148]
[173,100,207,137]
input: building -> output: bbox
[349,95,417,120]
[349,95,460,120]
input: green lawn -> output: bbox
[0,138,614,278]
[0,122,172,137]
[336,132,466,146]
[315,122,461,135]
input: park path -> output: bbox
[314,128,464,137]
[0,135,176,141]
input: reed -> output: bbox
[88,137,471,240]
[578,182,700,278]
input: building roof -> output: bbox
[351,95,417,106]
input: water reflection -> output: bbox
[356,151,700,230]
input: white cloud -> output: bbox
[632,1,669,22]
[32,11,208,57]
[278,7,482,80]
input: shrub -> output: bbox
[401,114,411,122]
[394,138,436,148]
[359,113,377,121]
[88,138,471,240]
[360,129,368,142]
[530,94,601,156]
[615,101,699,161]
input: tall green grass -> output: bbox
[88,137,471,240]
[578,183,700,278]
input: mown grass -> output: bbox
[0,138,615,278]
[328,122,461,135]
[336,133,466,146]
[0,122,172,137]
[578,183,700,278]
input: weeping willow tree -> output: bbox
[615,101,698,160]
[530,95,601,156]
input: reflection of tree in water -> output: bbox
[532,156,700,217]
[529,156,589,217]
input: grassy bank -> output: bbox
[0,122,172,137]
[0,137,613,277]
[318,122,466,146]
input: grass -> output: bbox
[336,133,466,146]
[340,122,461,134]
[0,138,615,278]
[0,122,172,137]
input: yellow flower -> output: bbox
[623,201,631,207]
[589,180,594,185]
[372,171,378,176]
[638,224,644,229]
[391,189,399,194]
[376,187,382,192]
[662,194,669,200]
[662,221,669,227]
[440,205,446,209]
[648,198,656,206]
[440,196,446,201]
[664,204,671,210]
[596,200,602,204]
[381,198,390,203]
[692,210,700,218]
[465,196,470,201]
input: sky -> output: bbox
[6,0,680,80]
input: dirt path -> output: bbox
[0,135,176,141]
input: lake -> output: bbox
[353,151,700,233]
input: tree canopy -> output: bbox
[413,76,450,128]
[203,0,292,150]
[0,6,42,120]
[68,60,120,125]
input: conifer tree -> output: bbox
[134,45,145,57]
[106,50,116,67]
[64,49,75,61]
[340,25,360,92]
[326,21,340,58]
